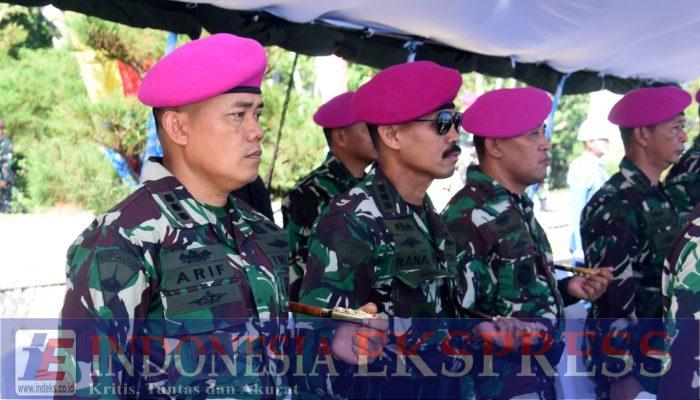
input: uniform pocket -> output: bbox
[496,237,538,300]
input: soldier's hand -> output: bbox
[609,376,643,400]
[331,302,388,365]
[475,318,542,349]
[567,267,613,301]
[0,180,6,189]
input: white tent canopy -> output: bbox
[12,0,700,92]
[174,0,700,83]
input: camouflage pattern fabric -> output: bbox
[297,165,464,398]
[299,165,458,317]
[441,165,568,399]
[282,152,362,302]
[581,157,682,397]
[59,157,290,399]
[659,205,700,400]
[0,134,13,213]
[665,135,700,222]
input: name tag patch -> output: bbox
[161,246,231,291]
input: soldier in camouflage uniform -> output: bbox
[658,204,700,400]
[282,91,376,301]
[300,60,466,319]
[443,87,612,399]
[299,62,536,399]
[58,34,385,399]
[666,132,699,223]
[0,120,14,213]
[581,86,690,399]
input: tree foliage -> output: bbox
[0,43,135,212]
[23,136,132,212]
[0,47,87,146]
[260,48,324,197]
[66,13,165,77]
[549,94,590,188]
[0,5,54,58]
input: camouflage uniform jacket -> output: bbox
[441,165,568,322]
[293,165,472,399]
[282,152,362,302]
[581,157,682,392]
[665,135,700,222]
[59,157,290,399]
[299,164,459,318]
[0,134,12,185]
[441,165,571,399]
[659,205,700,399]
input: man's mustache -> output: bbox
[442,144,461,158]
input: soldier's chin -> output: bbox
[527,173,546,186]
[435,166,457,180]
[243,170,259,184]
[229,170,259,191]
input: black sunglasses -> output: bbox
[414,111,462,136]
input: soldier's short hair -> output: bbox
[153,108,164,133]
[619,126,634,148]
[323,127,333,146]
[152,106,195,136]
[473,135,485,159]
[620,124,660,149]
[367,124,380,148]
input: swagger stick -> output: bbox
[554,264,599,277]
[288,302,381,324]
[462,308,498,322]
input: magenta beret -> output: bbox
[352,61,462,125]
[138,33,267,108]
[462,87,552,138]
[313,92,360,128]
[608,86,691,128]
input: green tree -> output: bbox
[260,48,324,198]
[0,47,87,146]
[347,62,378,91]
[0,22,28,57]
[57,94,150,181]
[549,94,590,188]
[0,44,136,212]
[23,136,132,212]
[0,5,54,58]
[66,13,165,77]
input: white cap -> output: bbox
[577,118,616,141]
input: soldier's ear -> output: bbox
[161,109,189,146]
[377,125,401,150]
[484,138,504,159]
[634,127,651,148]
[331,128,348,148]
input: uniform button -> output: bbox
[172,203,182,211]
[164,194,175,202]
[178,212,190,220]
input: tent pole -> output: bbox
[545,73,570,140]
[526,72,569,199]
[265,52,299,189]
